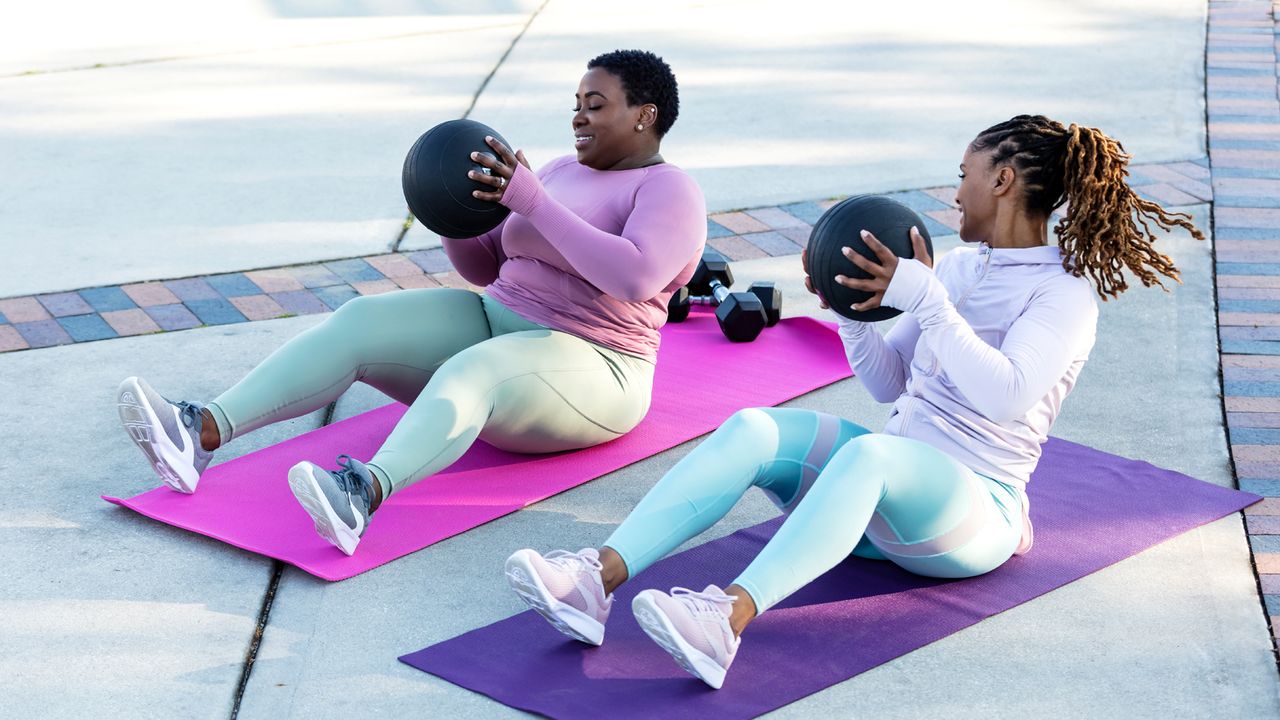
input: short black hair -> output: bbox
[587,49,679,137]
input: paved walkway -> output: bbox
[1210,0,1280,645]
[3,1,1279,718]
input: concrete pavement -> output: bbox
[2,1,1278,718]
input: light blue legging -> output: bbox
[604,407,1025,612]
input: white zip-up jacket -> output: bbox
[836,243,1099,549]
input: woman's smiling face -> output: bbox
[572,67,650,170]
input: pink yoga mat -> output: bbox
[104,311,853,580]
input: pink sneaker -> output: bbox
[505,548,613,646]
[632,584,740,689]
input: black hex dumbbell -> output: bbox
[669,250,781,342]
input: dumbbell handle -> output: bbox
[688,279,731,306]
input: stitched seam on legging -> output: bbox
[529,372,633,435]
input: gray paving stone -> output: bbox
[0,315,328,718]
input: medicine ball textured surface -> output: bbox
[402,119,513,239]
[806,195,934,322]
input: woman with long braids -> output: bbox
[505,114,1204,688]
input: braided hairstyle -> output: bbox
[970,114,1204,299]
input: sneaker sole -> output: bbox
[632,593,728,689]
[504,552,605,646]
[116,377,198,494]
[287,463,361,556]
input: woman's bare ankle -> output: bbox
[724,584,758,638]
[598,546,629,595]
[199,409,221,452]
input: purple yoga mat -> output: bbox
[103,311,853,581]
[400,438,1259,719]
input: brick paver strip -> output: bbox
[430,271,479,290]
[779,226,813,247]
[408,249,453,274]
[1221,312,1280,326]
[1247,498,1280,516]
[1260,554,1280,575]
[0,297,51,323]
[229,294,289,321]
[708,234,769,261]
[364,254,425,278]
[144,304,201,331]
[392,274,443,290]
[270,290,329,315]
[313,285,359,310]
[1251,516,1280,534]
[205,273,263,298]
[352,280,400,296]
[709,211,770,234]
[289,265,344,288]
[245,269,305,293]
[1141,183,1204,206]
[186,298,247,325]
[15,320,72,348]
[326,258,385,284]
[37,291,94,317]
[101,309,162,336]
[741,231,804,256]
[1229,412,1280,428]
[0,325,29,352]
[164,277,221,302]
[58,314,117,342]
[121,282,181,307]
[746,206,810,229]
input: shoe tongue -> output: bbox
[700,584,735,615]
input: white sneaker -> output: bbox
[505,548,613,646]
[632,584,740,689]
[116,376,213,493]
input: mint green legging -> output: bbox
[604,407,1024,612]
[205,289,654,500]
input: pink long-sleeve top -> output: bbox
[441,155,707,360]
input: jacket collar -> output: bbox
[978,242,1064,266]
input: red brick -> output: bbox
[709,212,770,234]
[1246,498,1280,516]
[100,309,161,336]
[1257,553,1280,573]
[364,254,424,278]
[1233,445,1280,462]
[745,206,810,230]
[1224,355,1280,368]
[1227,397,1280,412]
[0,297,50,323]
[1220,311,1280,326]
[1219,275,1280,288]
[1261,574,1280,593]
[229,295,288,321]
[351,280,399,296]
[1249,516,1280,534]
[391,274,442,290]
[707,235,769,261]
[1218,207,1280,229]
[121,282,180,307]
[244,269,304,293]
[0,325,29,352]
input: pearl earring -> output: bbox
[635,123,644,132]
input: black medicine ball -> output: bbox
[806,195,934,322]
[402,119,514,239]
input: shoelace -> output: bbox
[175,401,204,433]
[333,454,373,508]
[543,549,603,574]
[670,587,736,617]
